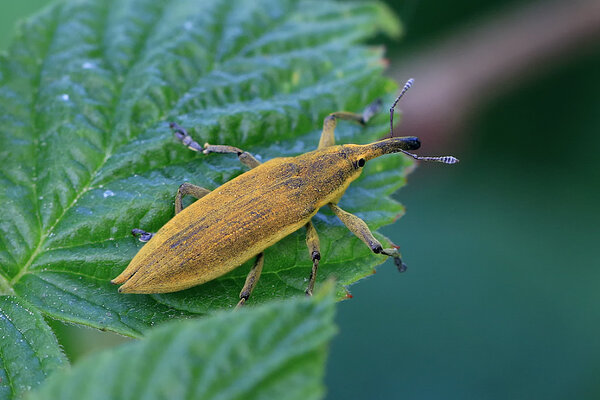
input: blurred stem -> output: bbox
[390,0,600,148]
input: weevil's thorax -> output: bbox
[291,144,365,205]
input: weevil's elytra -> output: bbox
[112,80,458,307]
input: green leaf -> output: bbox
[0,297,67,399]
[0,0,407,338]
[30,286,337,400]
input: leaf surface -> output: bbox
[29,287,336,400]
[0,0,408,339]
[0,297,67,399]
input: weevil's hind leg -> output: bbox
[305,221,321,296]
[236,252,265,309]
[131,228,154,242]
[317,98,383,149]
[169,122,261,169]
[175,182,211,214]
[329,203,407,272]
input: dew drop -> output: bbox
[60,94,69,101]
[103,190,115,198]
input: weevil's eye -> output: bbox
[357,158,366,168]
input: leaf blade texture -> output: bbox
[29,288,337,400]
[0,296,67,399]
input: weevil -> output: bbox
[111,79,458,307]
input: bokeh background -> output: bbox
[2,1,599,399]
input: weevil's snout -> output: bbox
[403,137,420,150]
[360,137,459,164]
[360,136,423,161]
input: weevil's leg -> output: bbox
[328,203,407,272]
[170,122,203,152]
[236,252,265,309]
[305,220,321,296]
[317,98,383,149]
[202,144,261,169]
[170,122,261,169]
[174,182,211,214]
[131,228,154,242]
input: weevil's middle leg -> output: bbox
[170,122,261,169]
[329,203,407,272]
[317,98,383,149]
[236,252,265,309]
[175,182,211,214]
[305,220,321,296]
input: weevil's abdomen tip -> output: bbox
[117,280,136,293]
[110,275,127,285]
[111,265,138,286]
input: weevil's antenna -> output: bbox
[390,78,414,135]
[398,150,459,164]
[388,79,459,164]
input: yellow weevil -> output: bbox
[111,79,458,307]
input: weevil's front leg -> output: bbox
[236,252,265,309]
[175,182,211,214]
[317,98,383,149]
[170,122,261,169]
[202,144,261,169]
[305,221,321,296]
[329,203,407,272]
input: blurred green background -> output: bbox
[2,1,599,399]
[327,0,600,399]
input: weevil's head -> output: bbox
[295,137,422,203]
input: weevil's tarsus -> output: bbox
[175,182,211,214]
[329,203,406,271]
[203,144,261,169]
[305,221,321,296]
[318,98,383,149]
[380,248,408,272]
[389,78,414,136]
[236,253,265,309]
[362,98,383,125]
[170,122,203,152]
[131,228,153,242]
